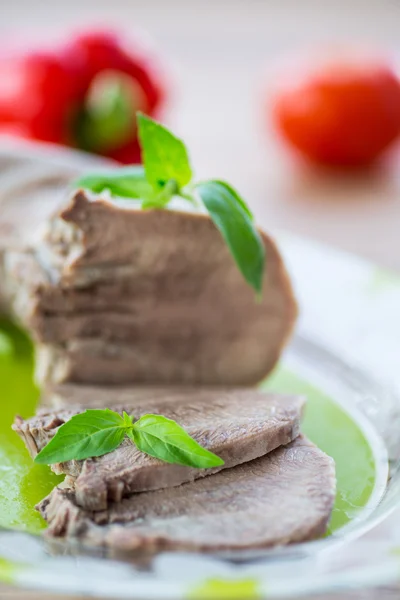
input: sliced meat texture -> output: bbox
[14,389,305,511]
[4,190,297,387]
[0,155,76,312]
[37,436,336,554]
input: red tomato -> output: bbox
[272,59,400,167]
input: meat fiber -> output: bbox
[0,152,75,312]
[37,436,336,554]
[14,389,304,511]
[4,190,297,386]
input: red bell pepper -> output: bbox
[0,30,167,163]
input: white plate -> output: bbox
[1,141,400,598]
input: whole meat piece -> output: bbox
[37,436,336,554]
[4,190,297,387]
[14,389,304,511]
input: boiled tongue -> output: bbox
[3,189,297,387]
[14,388,304,511]
[37,435,336,553]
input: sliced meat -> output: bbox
[4,190,297,386]
[14,389,304,511]
[37,436,336,554]
[46,383,203,409]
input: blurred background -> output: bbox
[1,0,400,270]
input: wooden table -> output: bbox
[2,0,400,597]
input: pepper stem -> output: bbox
[75,70,146,153]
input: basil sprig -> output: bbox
[76,166,151,199]
[34,408,224,469]
[195,181,265,295]
[75,113,265,294]
[138,113,193,191]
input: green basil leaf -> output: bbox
[75,166,153,199]
[206,180,254,220]
[137,112,193,191]
[131,414,224,468]
[141,179,179,210]
[34,409,127,465]
[196,180,265,294]
[123,411,134,428]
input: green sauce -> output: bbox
[262,368,377,534]
[0,320,62,533]
[0,320,378,536]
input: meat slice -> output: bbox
[37,436,336,553]
[3,190,297,386]
[14,389,304,511]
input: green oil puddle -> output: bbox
[262,368,376,534]
[0,320,62,533]
[0,320,377,535]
